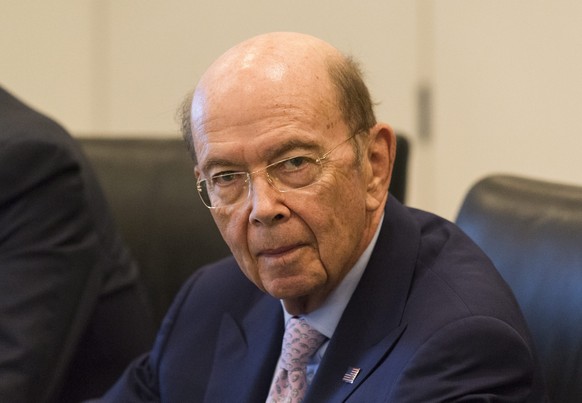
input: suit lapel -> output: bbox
[204,294,284,403]
[306,198,421,402]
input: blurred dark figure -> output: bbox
[0,86,155,403]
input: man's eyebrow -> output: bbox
[263,139,321,161]
[200,158,243,175]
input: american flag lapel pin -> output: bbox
[342,367,361,384]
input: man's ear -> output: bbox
[365,123,396,211]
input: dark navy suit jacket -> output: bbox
[102,196,547,402]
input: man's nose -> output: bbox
[248,175,289,225]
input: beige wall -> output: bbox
[3,1,582,219]
[1,1,97,131]
[427,0,582,218]
[1,1,418,136]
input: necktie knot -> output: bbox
[267,317,326,402]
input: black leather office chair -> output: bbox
[456,174,582,403]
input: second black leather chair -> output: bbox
[456,174,582,403]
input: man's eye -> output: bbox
[280,156,314,171]
[211,172,243,186]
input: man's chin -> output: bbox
[264,278,314,300]
[264,279,327,314]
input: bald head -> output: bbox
[193,33,342,140]
[198,32,341,92]
[181,32,376,161]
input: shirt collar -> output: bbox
[282,215,384,338]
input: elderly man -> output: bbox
[100,32,547,402]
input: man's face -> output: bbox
[191,51,380,314]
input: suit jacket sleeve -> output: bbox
[0,137,101,403]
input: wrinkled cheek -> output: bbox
[212,213,258,280]
[319,208,366,272]
[212,212,244,250]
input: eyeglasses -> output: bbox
[196,134,357,209]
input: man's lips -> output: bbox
[256,243,304,258]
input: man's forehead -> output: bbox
[191,78,340,149]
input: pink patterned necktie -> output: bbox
[267,317,326,403]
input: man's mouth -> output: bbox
[257,243,304,258]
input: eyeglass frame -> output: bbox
[195,133,361,209]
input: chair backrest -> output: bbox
[456,174,582,403]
